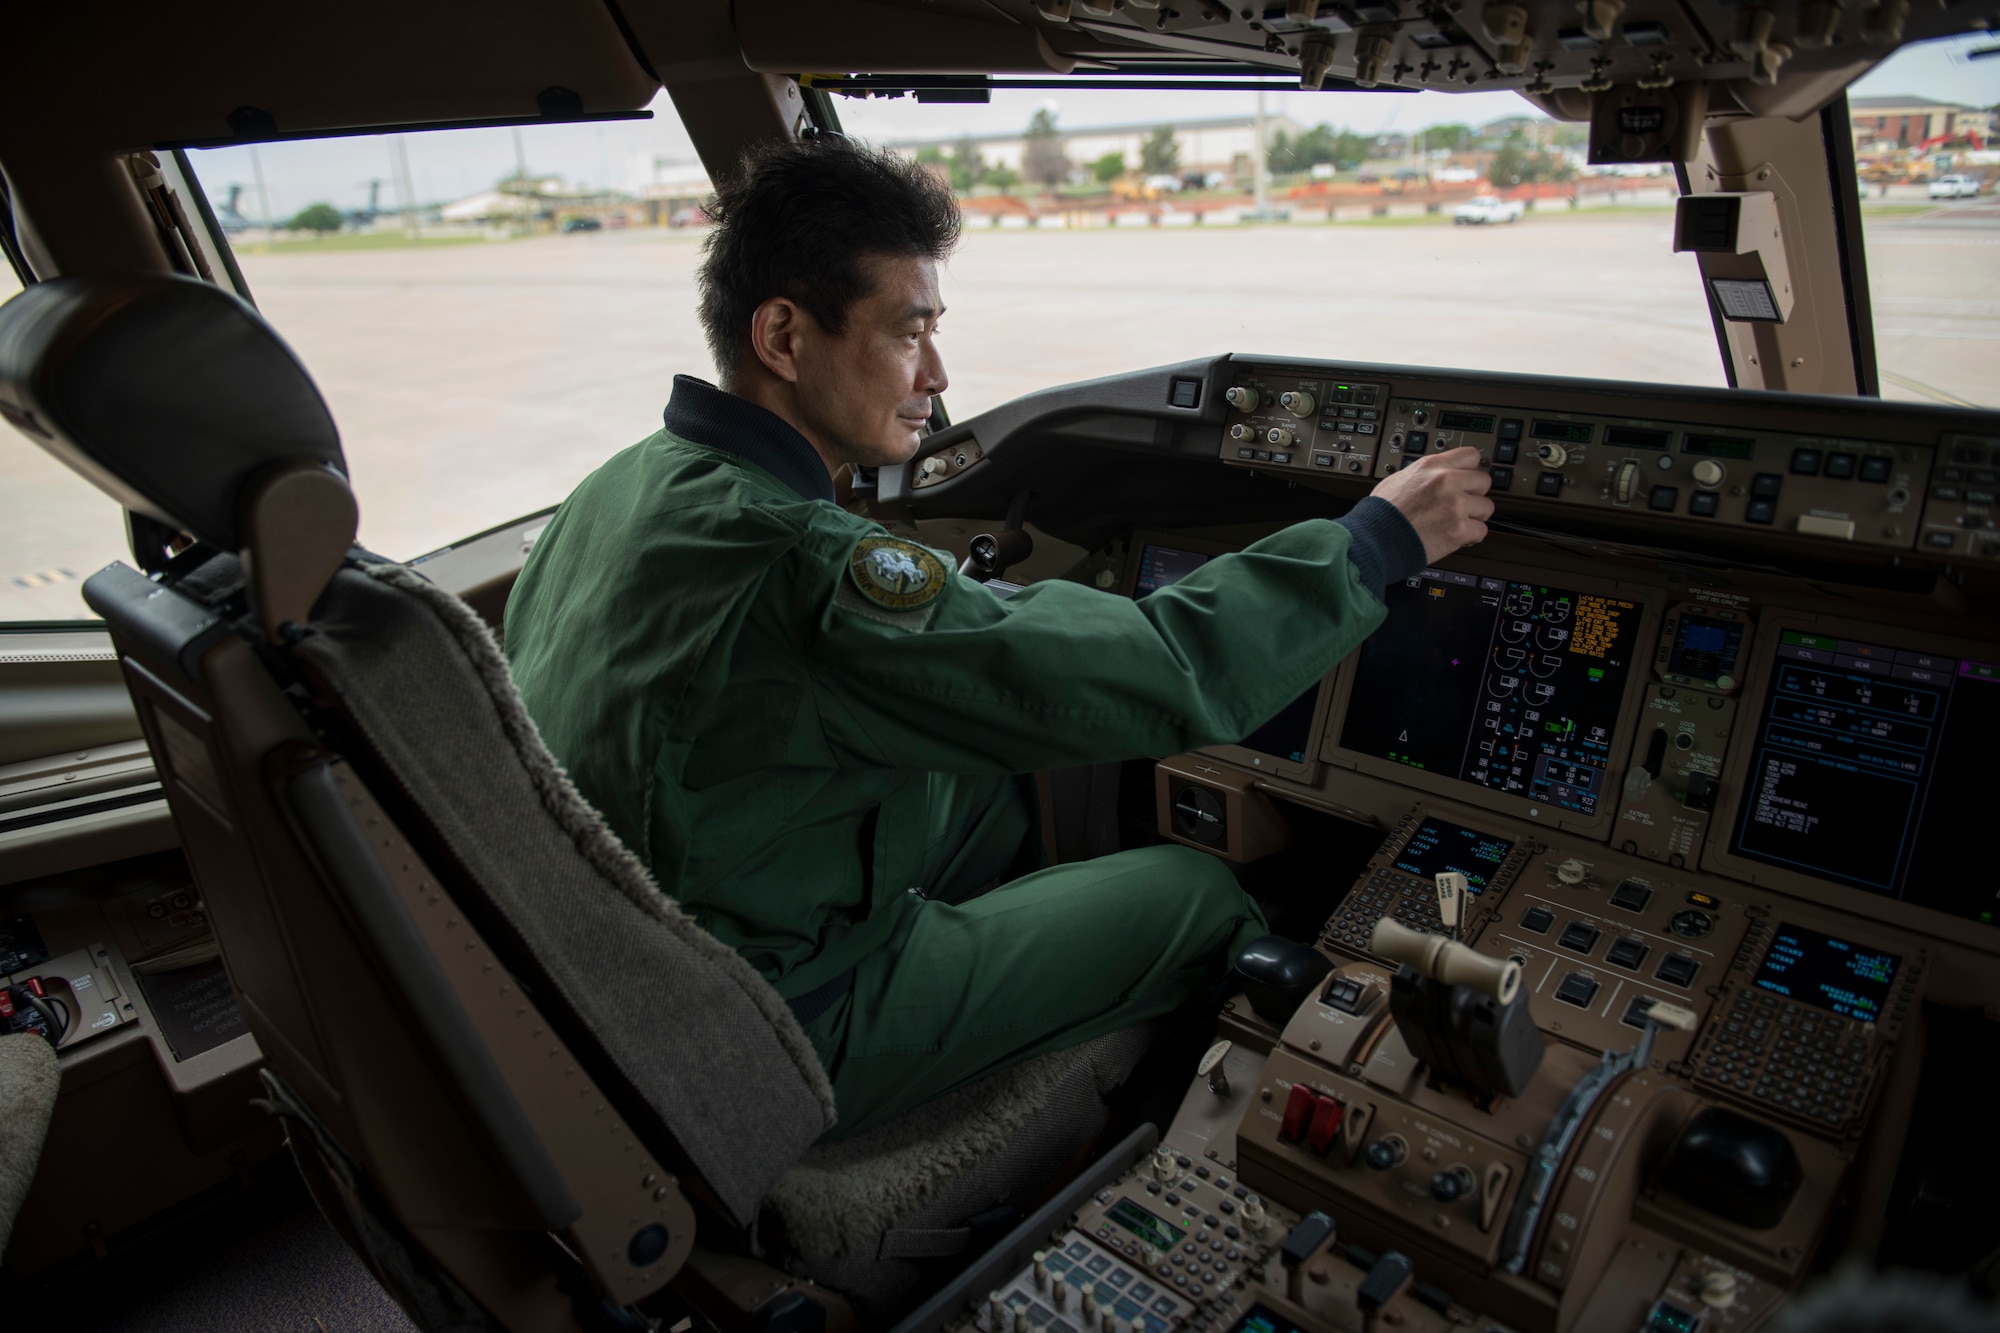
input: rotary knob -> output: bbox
[1241,1195,1268,1233]
[1364,1137,1407,1170]
[1693,459,1725,487]
[1225,385,1261,412]
[1556,858,1587,885]
[1536,441,1569,467]
[1615,461,1641,503]
[1229,423,1256,442]
[920,456,949,480]
[1279,390,1317,418]
[1430,1166,1475,1202]
[1265,426,1295,448]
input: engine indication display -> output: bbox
[1730,628,1996,924]
[1392,818,1514,893]
[1337,569,1642,817]
[1752,922,1899,1022]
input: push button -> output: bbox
[1824,452,1857,479]
[1648,485,1679,512]
[1656,954,1700,987]
[1689,490,1720,517]
[1490,466,1513,491]
[1923,530,1957,549]
[1521,906,1556,933]
[1746,499,1777,524]
[1606,937,1650,970]
[1555,973,1600,1007]
[1404,430,1429,453]
[1790,448,1822,475]
[1751,472,1784,499]
[1495,439,1519,464]
[1859,456,1893,483]
[1498,418,1523,441]
[1536,471,1565,497]
[1559,922,1602,954]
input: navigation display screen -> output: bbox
[1752,922,1900,1022]
[1392,819,1513,893]
[1730,629,1994,923]
[1337,569,1642,817]
[1135,541,1320,765]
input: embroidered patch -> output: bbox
[847,536,947,612]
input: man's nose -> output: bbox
[921,334,948,396]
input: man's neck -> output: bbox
[719,372,843,480]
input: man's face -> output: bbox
[792,254,948,470]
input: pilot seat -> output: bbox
[0,273,1166,1329]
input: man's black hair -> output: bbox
[697,136,960,380]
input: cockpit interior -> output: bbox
[2,4,1998,1333]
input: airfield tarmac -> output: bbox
[3,198,1994,620]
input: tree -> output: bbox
[1022,107,1068,190]
[1141,125,1180,176]
[1091,150,1127,184]
[1268,123,1368,174]
[288,201,343,234]
[948,135,987,193]
[1488,128,1575,186]
[986,164,1021,193]
[1419,122,1476,153]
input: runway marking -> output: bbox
[1881,371,1980,408]
[9,567,78,591]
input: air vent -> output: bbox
[1171,783,1227,847]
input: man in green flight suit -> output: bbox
[505,138,1493,1139]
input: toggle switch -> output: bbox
[1307,1095,1346,1156]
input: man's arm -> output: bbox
[791,514,1410,775]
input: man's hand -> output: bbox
[1369,447,1495,563]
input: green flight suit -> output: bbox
[505,376,1421,1138]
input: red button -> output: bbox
[1280,1084,1315,1143]
[1307,1095,1345,1155]
[0,989,13,1020]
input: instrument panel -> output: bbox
[1217,361,1993,566]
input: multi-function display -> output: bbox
[1731,629,1995,924]
[1752,922,1900,1022]
[1132,543,1319,765]
[1338,569,1642,816]
[1391,818,1514,893]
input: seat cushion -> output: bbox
[767,1023,1161,1317]
[0,1034,60,1257]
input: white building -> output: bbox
[883,113,1308,179]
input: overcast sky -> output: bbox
[189,33,1998,220]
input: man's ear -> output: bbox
[748,295,806,384]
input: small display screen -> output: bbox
[1605,426,1671,450]
[1108,1197,1187,1252]
[1531,420,1595,444]
[1338,569,1642,817]
[1752,922,1900,1022]
[1134,544,1211,597]
[1392,818,1513,893]
[1682,434,1756,459]
[1669,613,1746,681]
[1135,540,1319,766]
[1731,629,1995,923]
[1226,1305,1310,1333]
[1439,411,1496,433]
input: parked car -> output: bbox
[1929,174,1982,199]
[1454,194,1525,224]
[559,215,603,232]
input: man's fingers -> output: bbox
[1469,495,1496,521]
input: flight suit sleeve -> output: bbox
[796,498,1426,774]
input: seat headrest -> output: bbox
[0,273,345,552]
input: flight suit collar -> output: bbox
[662,375,836,505]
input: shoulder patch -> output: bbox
[847,535,948,612]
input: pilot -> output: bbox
[504,137,1493,1139]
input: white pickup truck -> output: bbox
[1929,174,1983,199]
[1453,194,1526,224]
